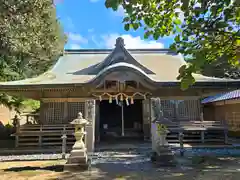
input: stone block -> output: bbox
[64,163,89,171]
[151,146,177,167]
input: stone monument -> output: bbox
[151,117,176,166]
[64,112,89,171]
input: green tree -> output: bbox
[105,0,240,89]
[201,57,240,79]
[0,0,66,110]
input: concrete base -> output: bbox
[64,147,89,171]
[151,146,176,167]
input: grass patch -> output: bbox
[0,160,66,180]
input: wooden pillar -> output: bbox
[200,104,204,121]
[15,118,20,148]
[142,99,151,140]
[85,99,96,152]
[38,126,42,147]
[175,100,179,122]
[39,100,44,124]
[201,131,205,143]
[95,101,100,143]
[63,101,68,123]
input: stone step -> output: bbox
[67,156,88,164]
[64,163,89,171]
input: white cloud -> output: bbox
[68,33,88,44]
[89,0,100,2]
[69,44,81,49]
[101,34,164,49]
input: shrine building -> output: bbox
[0,37,239,151]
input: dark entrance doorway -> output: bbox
[99,99,143,141]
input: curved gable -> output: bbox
[89,37,155,75]
[88,62,157,90]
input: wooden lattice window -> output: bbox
[225,112,240,131]
[178,100,200,121]
[43,102,64,124]
[126,81,137,89]
[105,80,117,89]
[161,100,176,120]
[67,102,85,123]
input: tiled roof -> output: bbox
[201,89,240,104]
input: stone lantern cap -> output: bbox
[70,112,89,125]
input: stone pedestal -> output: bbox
[151,123,176,166]
[64,112,89,171]
[151,146,176,166]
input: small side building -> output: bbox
[202,90,240,133]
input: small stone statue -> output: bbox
[156,124,169,146]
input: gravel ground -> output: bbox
[0,154,69,162]
[1,146,240,162]
[1,146,240,180]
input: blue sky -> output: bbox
[55,0,174,49]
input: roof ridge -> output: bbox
[64,48,177,55]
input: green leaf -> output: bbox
[132,23,139,30]
[124,23,130,31]
[180,75,195,90]
[169,43,177,51]
[180,79,189,90]
[179,65,187,74]
[225,0,231,6]
[176,26,182,33]
[153,32,160,40]
[144,31,151,39]
[174,19,182,25]
[105,0,121,10]
[122,17,130,22]
[174,35,181,42]
[236,40,240,46]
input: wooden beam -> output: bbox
[156,96,201,100]
[213,99,240,106]
[41,98,87,102]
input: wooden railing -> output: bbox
[13,120,228,148]
[164,121,228,144]
[13,124,76,148]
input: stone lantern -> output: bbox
[71,112,89,149]
[65,112,89,171]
